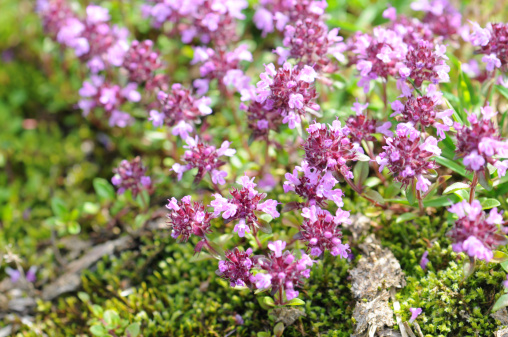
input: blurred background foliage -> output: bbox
[2,0,508,336]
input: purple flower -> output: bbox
[447,200,506,262]
[111,157,150,198]
[86,5,110,24]
[217,248,254,287]
[268,240,286,258]
[409,307,422,323]
[5,267,21,283]
[420,251,429,270]
[166,196,214,244]
[503,275,508,289]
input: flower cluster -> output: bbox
[297,205,351,257]
[274,18,345,72]
[251,241,315,301]
[283,161,345,208]
[166,195,214,250]
[349,27,407,92]
[55,4,129,70]
[303,121,359,179]
[455,106,508,175]
[376,123,441,192]
[385,11,434,48]
[243,101,283,140]
[390,84,453,138]
[346,101,392,144]
[399,40,450,88]
[78,75,140,127]
[447,200,506,261]
[122,40,166,91]
[149,84,213,138]
[469,22,508,72]
[111,157,151,197]
[191,45,253,95]
[256,62,319,129]
[253,0,328,37]
[411,0,462,39]
[216,247,254,287]
[172,137,236,184]
[211,175,279,237]
[142,0,248,46]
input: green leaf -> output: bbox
[491,251,508,264]
[257,332,271,337]
[454,189,469,201]
[354,161,369,187]
[423,195,460,208]
[90,325,108,336]
[262,296,275,307]
[435,156,471,179]
[82,202,100,215]
[356,153,371,162]
[364,177,382,188]
[443,182,470,195]
[67,221,81,235]
[478,170,493,191]
[286,298,305,306]
[479,198,500,209]
[257,219,272,234]
[274,322,285,337]
[77,292,90,303]
[406,182,416,206]
[492,294,508,313]
[51,197,68,218]
[125,323,140,337]
[363,190,384,205]
[91,304,103,317]
[93,178,116,202]
[103,310,120,328]
[395,213,418,224]
[501,260,508,273]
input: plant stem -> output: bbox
[253,227,263,249]
[416,189,424,215]
[382,81,388,116]
[469,171,478,203]
[483,70,496,107]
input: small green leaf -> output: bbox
[51,197,68,218]
[364,177,382,188]
[286,298,305,306]
[90,325,108,336]
[257,332,271,337]
[501,260,508,273]
[479,198,500,209]
[443,182,470,195]
[435,156,472,179]
[356,153,371,162]
[262,296,275,307]
[406,182,416,206]
[363,190,384,205]
[93,178,116,202]
[103,310,120,328]
[91,304,103,317]
[257,219,272,234]
[454,189,469,201]
[395,213,418,224]
[478,170,493,191]
[125,323,140,337]
[77,292,90,303]
[354,161,369,187]
[82,202,100,215]
[493,294,508,313]
[491,251,508,264]
[274,322,285,337]
[67,221,81,235]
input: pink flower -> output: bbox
[409,308,422,323]
[420,251,429,270]
[382,6,397,21]
[234,219,250,237]
[257,200,280,218]
[252,273,272,289]
[482,54,501,71]
[211,169,228,185]
[351,100,369,116]
[268,240,287,258]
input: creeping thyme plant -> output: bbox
[5,0,508,336]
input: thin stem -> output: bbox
[483,70,497,107]
[139,190,149,212]
[470,171,478,203]
[253,227,263,249]
[416,189,424,215]
[382,81,388,116]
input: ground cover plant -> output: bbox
[3,0,508,336]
